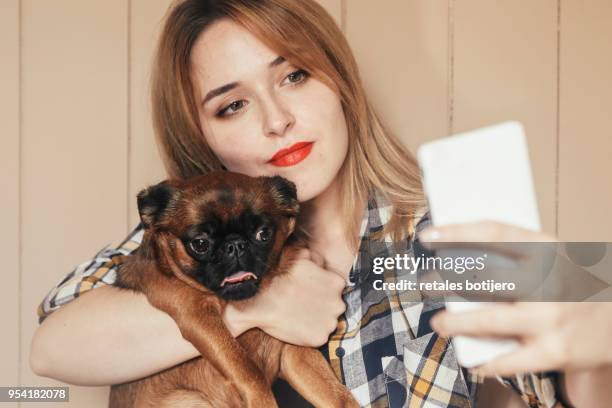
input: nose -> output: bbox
[261,94,295,137]
[224,237,247,258]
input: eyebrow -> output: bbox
[201,56,287,106]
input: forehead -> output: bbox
[179,180,272,225]
[184,207,269,239]
[179,187,272,238]
[190,19,278,91]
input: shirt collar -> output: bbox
[348,189,393,286]
[348,189,430,287]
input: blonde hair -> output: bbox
[151,0,426,246]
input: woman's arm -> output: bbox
[30,249,346,385]
[31,285,201,385]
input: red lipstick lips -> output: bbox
[268,141,313,167]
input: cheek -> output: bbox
[320,93,349,161]
[200,120,263,173]
[296,83,348,145]
[305,91,348,170]
[212,141,252,170]
[328,100,348,146]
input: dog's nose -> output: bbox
[224,238,247,258]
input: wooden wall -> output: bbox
[1,1,610,406]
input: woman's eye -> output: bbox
[283,69,309,85]
[190,238,210,254]
[255,226,273,242]
[216,100,247,117]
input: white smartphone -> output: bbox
[417,121,541,368]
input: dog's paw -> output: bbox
[339,392,360,408]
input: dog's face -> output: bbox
[136,171,299,300]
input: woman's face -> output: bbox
[190,19,349,202]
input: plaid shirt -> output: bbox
[38,191,567,408]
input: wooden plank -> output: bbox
[128,0,172,228]
[558,0,612,240]
[316,0,342,27]
[20,1,128,406]
[0,0,21,390]
[452,0,558,233]
[345,0,449,151]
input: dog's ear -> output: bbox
[137,181,177,228]
[264,176,299,217]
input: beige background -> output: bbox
[1,0,611,407]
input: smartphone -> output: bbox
[417,121,540,368]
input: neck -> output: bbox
[299,178,365,257]
[300,179,342,242]
[297,179,366,280]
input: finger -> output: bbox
[333,299,347,317]
[325,272,347,293]
[419,221,555,244]
[419,239,526,259]
[430,304,544,338]
[472,341,560,377]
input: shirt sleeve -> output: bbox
[37,224,145,323]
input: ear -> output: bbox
[136,181,177,228]
[263,175,299,217]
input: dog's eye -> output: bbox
[190,238,210,254]
[255,226,273,242]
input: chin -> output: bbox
[217,280,260,300]
[296,156,347,203]
[295,173,341,203]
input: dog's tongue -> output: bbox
[221,271,257,287]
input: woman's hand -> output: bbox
[418,219,556,244]
[419,221,612,375]
[430,302,612,375]
[226,248,347,347]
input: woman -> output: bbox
[30,0,568,406]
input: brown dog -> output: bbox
[108,171,358,408]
